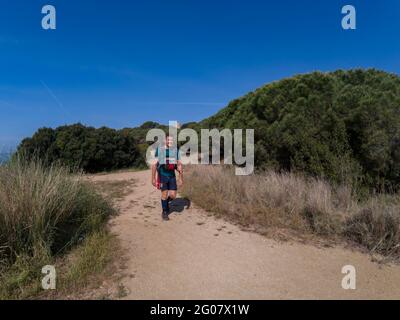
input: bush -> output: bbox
[17,123,145,173]
[0,156,114,268]
[345,197,400,257]
[200,69,400,191]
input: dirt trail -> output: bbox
[91,170,400,299]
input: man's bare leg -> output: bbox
[168,190,177,201]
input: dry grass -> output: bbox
[345,196,400,258]
[0,156,115,299]
[44,231,121,300]
[183,165,400,259]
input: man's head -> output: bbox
[165,135,174,148]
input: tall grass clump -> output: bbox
[344,196,400,258]
[0,156,114,297]
[183,165,400,259]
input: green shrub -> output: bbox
[17,123,145,173]
[0,156,114,268]
[201,69,400,191]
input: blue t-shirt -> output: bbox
[155,147,180,177]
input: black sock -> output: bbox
[161,199,168,212]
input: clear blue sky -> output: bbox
[0,0,399,149]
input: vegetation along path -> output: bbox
[90,170,400,299]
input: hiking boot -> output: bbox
[162,210,169,221]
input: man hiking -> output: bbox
[151,135,183,221]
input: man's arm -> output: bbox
[151,147,159,187]
[151,162,157,187]
[177,160,183,187]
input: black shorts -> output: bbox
[159,175,177,191]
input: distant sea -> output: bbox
[0,151,12,164]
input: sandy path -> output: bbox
[91,170,400,300]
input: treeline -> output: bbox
[18,124,147,173]
[201,69,400,191]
